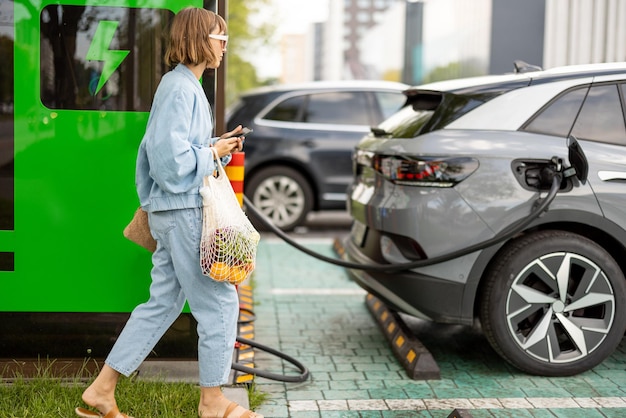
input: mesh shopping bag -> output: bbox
[200,148,260,285]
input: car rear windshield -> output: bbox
[377,90,497,138]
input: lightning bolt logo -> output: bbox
[86,21,130,95]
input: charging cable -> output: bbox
[243,172,562,272]
[234,168,562,382]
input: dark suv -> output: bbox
[343,63,626,376]
[226,80,408,230]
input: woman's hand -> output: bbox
[213,125,244,157]
[220,125,244,140]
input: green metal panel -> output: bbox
[2,0,206,312]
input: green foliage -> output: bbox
[246,382,269,411]
[225,0,276,106]
[225,54,261,106]
[421,60,485,84]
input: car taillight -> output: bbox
[362,152,478,187]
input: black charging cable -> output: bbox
[233,170,561,382]
[233,336,310,383]
[243,172,562,272]
[232,308,310,383]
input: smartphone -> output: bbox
[240,127,253,138]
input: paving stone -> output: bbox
[347,399,389,410]
[467,398,503,409]
[593,397,626,408]
[286,390,325,401]
[324,389,373,400]
[251,239,626,417]
[597,409,626,417]
[288,400,319,411]
[526,397,579,408]
[368,389,409,399]
[318,400,349,410]
[522,388,573,398]
[384,399,426,410]
[498,397,534,408]
[383,410,433,418]
[549,408,605,417]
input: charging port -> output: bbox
[512,159,568,192]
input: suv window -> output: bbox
[378,105,435,138]
[305,91,370,125]
[523,87,588,137]
[263,95,305,122]
[571,84,626,145]
[263,91,372,125]
[524,83,626,145]
[374,91,407,120]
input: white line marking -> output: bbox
[286,397,626,412]
[270,288,367,295]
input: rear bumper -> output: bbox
[341,234,471,324]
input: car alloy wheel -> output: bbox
[481,230,626,376]
[245,166,314,231]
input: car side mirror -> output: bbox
[567,136,588,184]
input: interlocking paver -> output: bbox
[252,239,626,417]
[318,400,349,410]
[288,390,326,401]
[527,397,579,408]
[467,398,503,408]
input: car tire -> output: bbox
[480,230,626,376]
[245,166,314,231]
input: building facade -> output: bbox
[302,0,625,85]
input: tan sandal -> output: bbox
[75,406,132,418]
[202,401,263,418]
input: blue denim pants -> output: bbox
[106,208,239,387]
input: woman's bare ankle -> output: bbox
[81,382,117,414]
[80,365,121,412]
[198,391,231,417]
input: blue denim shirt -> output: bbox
[136,64,231,212]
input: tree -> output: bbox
[421,60,485,84]
[225,0,275,105]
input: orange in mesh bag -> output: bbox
[200,148,260,285]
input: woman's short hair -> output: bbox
[164,7,227,67]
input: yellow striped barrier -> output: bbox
[225,152,245,207]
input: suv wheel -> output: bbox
[480,230,626,376]
[245,166,314,231]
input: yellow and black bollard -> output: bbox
[225,151,245,207]
[226,152,257,384]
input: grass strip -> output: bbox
[0,359,268,418]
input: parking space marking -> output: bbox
[271,288,367,295]
[288,397,626,412]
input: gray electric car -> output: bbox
[343,62,626,376]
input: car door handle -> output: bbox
[303,139,316,148]
[598,170,626,181]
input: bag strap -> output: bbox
[204,146,228,187]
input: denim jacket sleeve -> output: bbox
[136,65,229,211]
[146,86,212,194]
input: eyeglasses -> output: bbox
[209,34,228,47]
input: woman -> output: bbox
[76,7,262,418]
